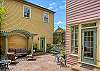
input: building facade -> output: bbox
[0,0,55,54]
[66,0,100,67]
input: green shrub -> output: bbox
[0,47,5,55]
[46,44,53,53]
[36,49,43,52]
[60,47,66,59]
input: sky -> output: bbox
[27,0,66,30]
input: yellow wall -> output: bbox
[1,0,54,49]
[0,37,3,48]
[8,34,27,48]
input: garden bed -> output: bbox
[33,52,46,56]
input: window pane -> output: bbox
[75,40,78,47]
[71,26,74,32]
[75,47,78,54]
[84,32,88,36]
[75,33,78,40]
[71,25,79,54]
[84,37,88,41]
[75,26,78,32]
[24,7,30,18]
[71,33,74,39]
[43,13,48,23]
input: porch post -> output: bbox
[27,37,29,54]
[5,36,8,55]
[31,36,34,54]
[45,38,46,52]
[78,24,82,62]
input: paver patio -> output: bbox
[9,54,71,71]
[7,54,100,71]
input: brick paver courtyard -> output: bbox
[9,54,71,71]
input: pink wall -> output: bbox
[67,0,100,24]
[66,0,100,65]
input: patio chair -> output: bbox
[0,55,11,71]
[7,52,18,65]
[27,50,36,61]
[7,52,15,61]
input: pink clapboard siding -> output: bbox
[67,0,100,24]
[66,0,100,65]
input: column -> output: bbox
[31,36,34,54]
[97,20,100,67]
[45,38,46,52]
[5,36,8,55]
[27,37,29,54]
[78,24,81,62]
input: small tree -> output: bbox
[0,0,6,24]
[0,0,6,55]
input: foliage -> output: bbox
[53,27,65,45]
[0,0,6,24]
[33,43,38,51]
[0,47,5,55]
[60,47,66,59]
[46,44,53,53]
[35,49,43,52]
[47,44,61,54]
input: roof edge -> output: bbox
[16,0,55,14]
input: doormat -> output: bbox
[80,63,95,70]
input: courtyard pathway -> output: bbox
[9,54,71,71]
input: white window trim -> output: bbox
[0,0,4,7]
[43,12,49,24]
[23,5,32,19]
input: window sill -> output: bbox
[70,54,78,57]
[43,22,49,24]
[24,17,31,19]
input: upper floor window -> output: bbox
[23,6,31,18]
[0,0,4,7]
[43,13,49,23]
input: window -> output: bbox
[71,25,79,54]
[43,13,49,23]
[0,0,4,7]
[24,6,31,18]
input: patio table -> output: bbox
[0,60,11,68]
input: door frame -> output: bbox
[40,37,46,52]
[81,28,97,65]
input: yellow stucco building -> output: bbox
[0,0,55,54]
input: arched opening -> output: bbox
[8,34,27,49]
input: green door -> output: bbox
[82,28,97,65]
[40,37,45,52]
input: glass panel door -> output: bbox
[40,37,45,52]
[82,28,96,65]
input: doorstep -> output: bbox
[71,63,100,71]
